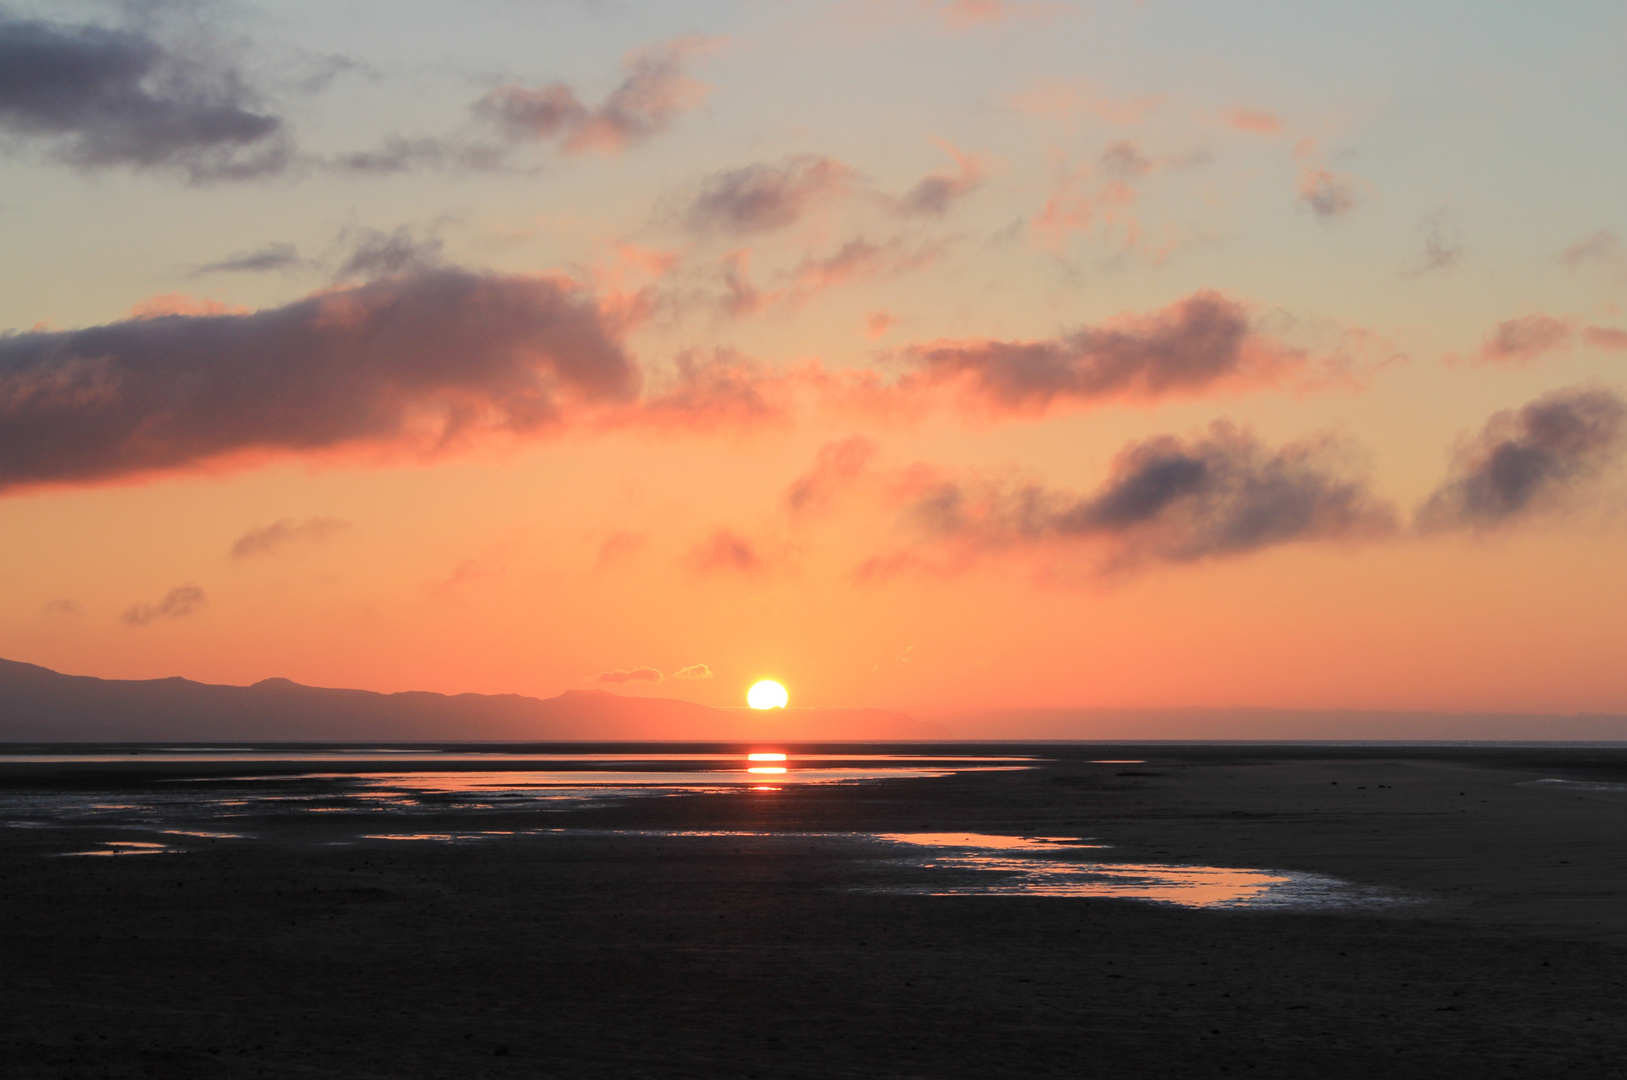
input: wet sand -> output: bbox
[3,744,1627,1078]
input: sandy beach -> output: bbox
[2,744,1626,1078]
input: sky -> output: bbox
[1,0,1625,723]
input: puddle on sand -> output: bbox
[53,841,179,857]
[878,833,1105,850]
[863,834,1403,910]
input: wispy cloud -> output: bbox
[230,517,350,559]
[894,291,1308,414]
[192,243,305,276]
[1478,314,1572,367]
[476,37,717,155]
[673,664,713,680]
[1559,230,1623,268]
[1409,206,1467,274]
[684,155,852,236]
[122,585,207,626]
[895,141,984,217]
[686,529,763,574]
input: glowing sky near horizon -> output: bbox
[1,0,1625,722]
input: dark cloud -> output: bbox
[786,436,877,513]
[334,226,444,281]
[122,585,206,626]
[1411,206,1466,273]
[230,517,350,559]
[193,242,303,276]
[594,666,664,685]
[1098,140,1154,181]
[687,530,762,574]
[1298,167,1358,219]
[893,423,1395,572]
[1559,230,1623,268]
[0,269,635,494]
[1416,386,1627,531]
[899,291,1295,412]
[0,13,287,181]
[896,145,983,217]
[328,135,509,177]
[685,156,851,236]
[475,37,712,154]
[1478,314,1572,367]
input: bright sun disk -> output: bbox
[747,680,789,709]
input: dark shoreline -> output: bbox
[3,744,1626,1077]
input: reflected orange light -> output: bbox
[747,753,787,761]
[747,766,788,774]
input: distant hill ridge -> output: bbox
[0,658,944,742]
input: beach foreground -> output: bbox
[3,744,1626,1078]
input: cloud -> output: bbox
[43,598,81,615]
[0,268,635,494]
[193,243,304,276]
[881,423,1395,575]
[230,517,350,559]
[786,436,878,513]
[595,530,646,570]
[1416,386,1627,531]
[1008,80,1163,125]
[917,0,1063,27]
[685,156,852,236]
[687,529,763,574]
[1223,109,1281,134]
[594,666,664,684]
[329,136,508,177]
[122,585,207,626]
[333,226,444,281]
[896,142,984,217]
[1410,206,1466,274]
[1478,314,1572,367]
[786,237,946,302]
[864,311,898,339]
[475,37,714,155]
[1559,230,1623,268]
[630,349,791,432]
[673,664,713,680]
[0,13,288,181]
[1585,326,1627,351]
[896,291,1305,414]
[1298,166,1359,220]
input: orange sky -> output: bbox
[2,1,1625,725]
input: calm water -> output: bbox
[0,745,1400,910]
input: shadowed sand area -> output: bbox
[3,743,1627,1077]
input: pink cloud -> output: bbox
[127,294,249,319]
[1584,326,1627,350]
[896,141,985,217]
[864,311,899,339]
[685,156,852,236]
[1224,109,1282,134]
[786,436,878,514]
[1009,80,1165,125]
[475,37,717,154]
[1478,314,1573,367]
[686,529,764,574]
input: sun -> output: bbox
[746,680,789,710]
